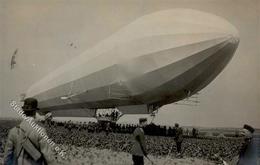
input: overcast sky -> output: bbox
[1,0,259,128]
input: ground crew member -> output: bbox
[237,125,255,165]
[174,123,183,156]
[4,98,54,165]
[131,118,148,165]
[105,122,112,135]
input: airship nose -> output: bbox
[229,35,240,44]
[225,24,240,45]
[227,32,240,46]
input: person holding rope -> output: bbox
[131,118,148,165]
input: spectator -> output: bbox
[4,98,54,165]
[1,117,245,164]
[131,118,148,165]
[174,123,183,156]
[192,128,198,138]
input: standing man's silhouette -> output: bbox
[174,123,183,156]
[131,118,148,165]
[4,98,53,165]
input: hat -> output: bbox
[139,118,147,123]
[22,98,39,111]
[243,124,255,133]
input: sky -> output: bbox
[1,0,259,128]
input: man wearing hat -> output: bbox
[4,98,53,165]
[237,125,256,165]
[174,123,183,156]
[131,118,148,165]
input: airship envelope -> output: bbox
[26,9,239,116]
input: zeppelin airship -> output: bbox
[25,9,239,117]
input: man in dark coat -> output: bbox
[174,123,183,155]
[131,118,148,165]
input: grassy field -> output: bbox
[54,146,215,165]
[0,119,242,164]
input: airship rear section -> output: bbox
[26,9,239,115]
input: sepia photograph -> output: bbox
[0,0,259,164]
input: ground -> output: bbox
[0,119,242,165]
[54,146,215,165]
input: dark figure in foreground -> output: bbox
[4,98,53,165]
[237,124,257,165]
[174,123,183,156]
[131,118,148,165]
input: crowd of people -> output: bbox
[43,120,244,163]
[0,119,245,164]
[49,120,200,137]
[0,127,9,155]
[0,120,20,156]
[96,109,121,121]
